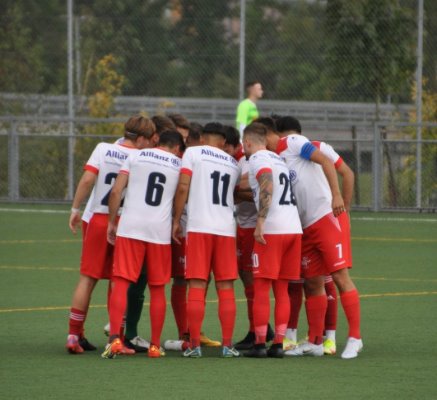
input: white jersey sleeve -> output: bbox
[248,150,302,234]
[312,141,343,169]
[181,145,240,237]
[116,148,181,244]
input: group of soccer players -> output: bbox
[65,106,363,360]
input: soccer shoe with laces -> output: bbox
[234,331,255,351]
[267,343,284,358]
[101,338,123,359]
[200,332,221,347]
[222,346,240,358]
[284,341,324,357]
[341,337,363,359]
[148,344,165,358]
[282,338,297,351]
[323,338,337,355]
[79,337,96,351]
[244,344,267,358]
[66,334,84,354]
[124,336,150,353]
[183,346,202,358]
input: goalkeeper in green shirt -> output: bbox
[236,81,264,134]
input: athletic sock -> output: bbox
[244,284,255,332]
[149,285,166,347]
[171,284,188,338]
[325,329,336,341]
[253,278,271,345]
[288,281,303,329]
[217,288,236,347]
[124,273,147,340]
[272,280,290,344]
[69,308,86,336]
[340,289,361,339]
[285,328,297,342]
[305,294,328,345]
[187,287,206,348]
[324,278,338,331]
[109,277,131,338]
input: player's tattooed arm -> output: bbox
[257,172,273,219]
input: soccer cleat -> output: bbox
[120,345,135,355]
[244,344,267,358]
[267,343,284,358]
[148,344,165,358]
[284,341,324,357]
[183,346,202,358]
[234,331,255,351]
[124,336,150,353]
[101,338,123,359]
[66,334,84,354]
[200,332,221,347]
[103,323,110,337]
[164,340,190,351]
[323,338,337,355]
[222,346,240,358]
[341,337,363,359]
[79,337,97,351]
[283,338,297,351]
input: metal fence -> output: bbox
[1,116,436,211]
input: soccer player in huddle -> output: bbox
[267,116,362,359]
[66,115,157,354]
[242,123,302,358]
[172,122,241,358]
[102,130,185,359]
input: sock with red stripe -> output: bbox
[149,285,167,347]
[253,278,271,344]
[69,308,86,336]
[217,288,236,347]
[288,281,303,329]
[187,287,206,348]
[244,284,255,332]
[272,280,290,344]
[171,284,188,338]
[324,279,338,331]
[340,289,361,339]
[305,295,328,345]
[109,277,130,338]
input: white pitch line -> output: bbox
[351,216,437,223]
[0,208,69,214]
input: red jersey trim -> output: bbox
[275,137,288,154]
[119,169,129,175]
[256,168,273,179]
[334,157,343,170]
[84,165,99,175]
[312,140,321,149]
[180,168,192,177]
[119,143,135,149]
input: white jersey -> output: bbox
[248,150,302,234]
[181,145,241,237]
[84,142,139,214]
[236,157,257,228]
[116,148,181,244]
[312,141,343,170]
[276,134,332,229]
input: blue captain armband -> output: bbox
[300,142,317,160]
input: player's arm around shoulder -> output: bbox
[107,172,128,245]
[336,161,354,212]
[172,172,191,244]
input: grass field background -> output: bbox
[1,204,436,400]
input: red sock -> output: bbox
[187,287,206,348]
[106,281,112,314]
[324,278,338,331]
[340,289,361,339]
[217,288,236,347]
[109,277,130,338]
[253,278,271,344]
[171,285,188,338]
[149,285,166,347]
[244,284,255,332]
[288,281,303,329]
[272,280,290,344]
[305,295,328,345]
[69,308,86,336]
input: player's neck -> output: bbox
[247,95,258,103]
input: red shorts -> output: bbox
[80,213,113,280]
[237,226,255,272]
[171,238,186,278]
[301,213,347,279]
[113,236,171,285]
[81,221,88,244]
[338,211,353,267]
[252,234,302,280]
[185,232,238,281]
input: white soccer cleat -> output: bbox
[164,340,184,351]
[103,323,110,337]
[341,337,363,359]
[284,341,324,357]
[129,336,151,350]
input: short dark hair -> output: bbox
[224,126,240,147]
[158,130,186,153]
[276,116,302,134]
[245,80,261,90]
[202,122,227,138]
[254,116,276,132]
[168,114,190,130]
[124,115,156,139]
[243,122,267,144]
[188,122,203,142]
[151,115,176,135]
